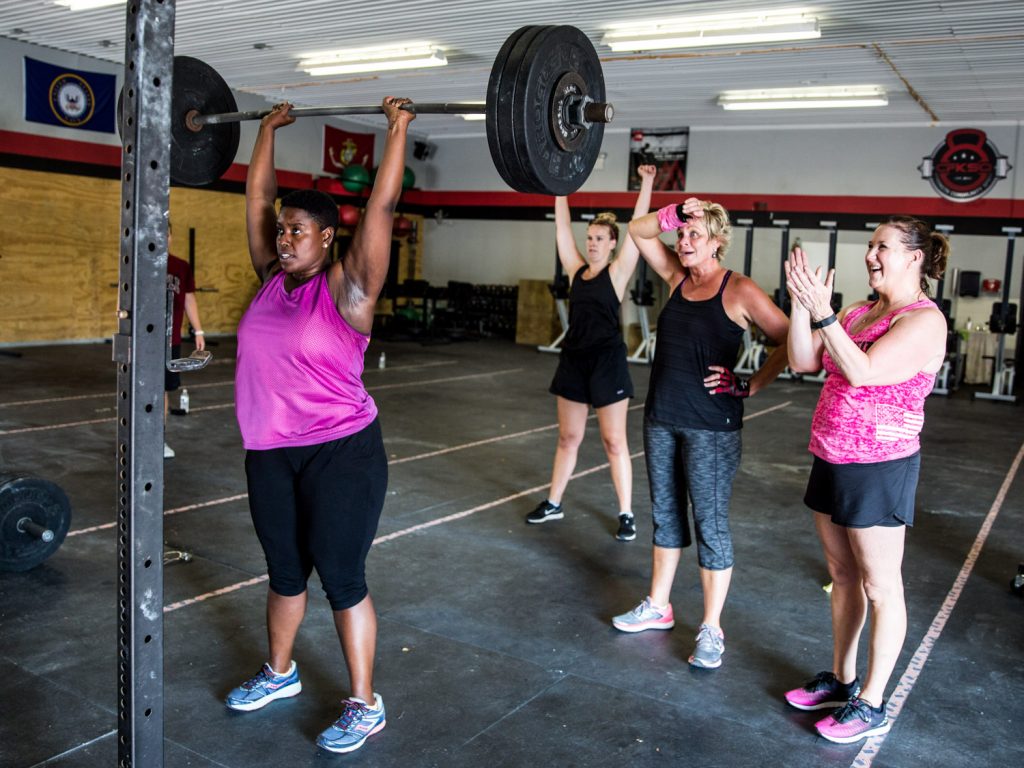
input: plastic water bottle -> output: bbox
[180,388,190,414]
[378,352,386,369]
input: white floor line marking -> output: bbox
[850,438,1024,768]
[25,729,117,768]
[0,416,114,435]
[66,400,789,537]
[371,367,522,391]
[0,361,455,410]
[70,410,630,535]
[66,493,252,537]
[164,575,269,613]
[163,401,790,613]
[0,392,117,408]
[185,369,524,412]
[0,366,516,431]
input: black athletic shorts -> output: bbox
[804,452,920,528]
[164,344,181,392]
[549,342,633,408]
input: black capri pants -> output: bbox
[643,419,742,570]
[244,419,388,610]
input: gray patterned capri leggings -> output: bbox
[643,419,742,570]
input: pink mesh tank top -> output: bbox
[809,299,937,464]
[235,271,377,450]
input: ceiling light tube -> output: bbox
[54,0,123,9]
[603,9,820,51]
[718,85,888,110]
[299,44,446,76]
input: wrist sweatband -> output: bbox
[810,314,838,331]
[656,204,688,232]
[194,330,205,335]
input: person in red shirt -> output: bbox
[165,222,205,458]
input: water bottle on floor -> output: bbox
[180,388,190,414]
[378,352,386,369]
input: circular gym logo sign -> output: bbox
[49,73,95,127]
[918,129,1011,202]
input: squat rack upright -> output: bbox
[114,1,175,765]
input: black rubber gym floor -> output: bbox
[1,338,1021,768]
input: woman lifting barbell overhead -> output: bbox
[782,218,947,744]
[225,96,413,756]
[526,164,657,541]
[612,198,789,671]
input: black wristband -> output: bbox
[810,313,838,330]
[675,204,689,224]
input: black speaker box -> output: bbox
[958,270,981,297]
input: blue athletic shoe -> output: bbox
[316,693,386,754]
[225,662,302,712]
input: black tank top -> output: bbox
[562,265,623,352]
[645,270,746,431]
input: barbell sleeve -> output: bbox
[17,517,55,543]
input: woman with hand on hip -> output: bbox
[526,165,656,542]
[783,217,948,743]
[613,198,789,670]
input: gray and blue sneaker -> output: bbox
[225,662,302,711]
[688,623,725,669]
[316,693,386,754]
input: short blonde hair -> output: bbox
[698,201,731,260]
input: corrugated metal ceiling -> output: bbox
[2,0,1023,137]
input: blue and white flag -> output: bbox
[24,56,116,133]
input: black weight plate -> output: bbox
[513,26,606,196]
[502,26,561,193]
[170,56,240,186]
[486,25,551,192]
[0,475,71,572]
[485,25,536,189]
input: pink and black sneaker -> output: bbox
[815,696,890,744]
[785,671,861,711]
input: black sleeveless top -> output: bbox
[562,265,623,352]
[645,270,746,431]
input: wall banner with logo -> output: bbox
[628,127,689,192]
[24,57,116,134]
[322,124,376,176]
[918,128,1012,202]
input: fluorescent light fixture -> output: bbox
[299,43,446,76]
[718,85,888,110]
[54,0,123,9]
[602,8,820,51]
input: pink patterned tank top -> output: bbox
[809,300,936,464]
[235,271,377,450]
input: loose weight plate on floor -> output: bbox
[0,475,71,572]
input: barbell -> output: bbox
[139,25,612,195]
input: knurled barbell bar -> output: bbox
[127,25,613,195]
